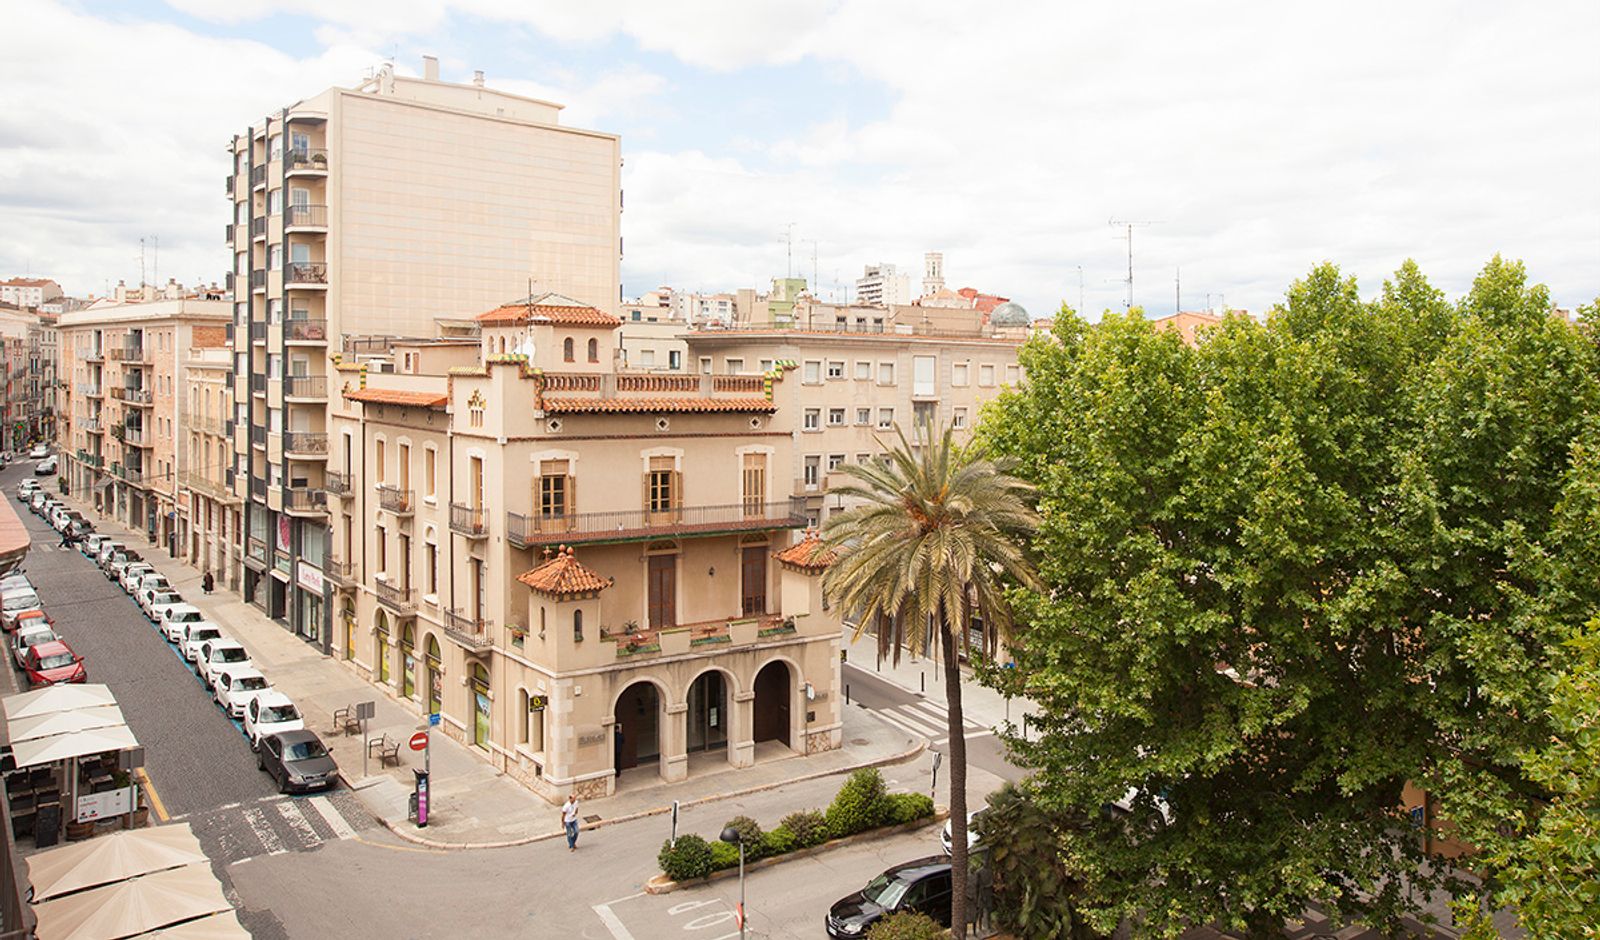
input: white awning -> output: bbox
[31,863,233,940]
[28,823,208,901]
[10,725,139,769]
[1,684,117,720]
[8,705,126,744]
[138,911,252,938]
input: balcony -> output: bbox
[285,204,327,231]
[285,148,329,175]
[180,470,241,505]
[181,411,226,437]
[325,559,357,587]
[283,487,327,516]
[225,174,234,195]
[250,216,267,241]
[250,269,266,292]
[250,425,266,448]
[249,477,267,501]
[448,503,487,538]
[285,262,328,287]
[250,373,266,396]
[124,388,154,406]
[83,417,103,433]
[249,165,267,189]
[124,427,153,448]
[443,609,493,653]
[283,431,328,458]
[284,375,327,401]
[373,580,417,615]
[324,470,353,498]
[84,349,104,363]
[506,496,809,549]
[250,321,267,344]
[376,485,414,516]
[224,223,234,243]
[284,318,328,344]
[84,385,103,398]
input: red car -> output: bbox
[22,640,86,688]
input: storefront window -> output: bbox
[400,623,416,699]
[471,663,490,750]
[375,611,391,684]
[426,635,442,716]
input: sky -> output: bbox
[1,0,1597,320]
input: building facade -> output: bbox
[178,342,242,590]
[0,277,63,309]
[854,264,912,307]
[25,312,60,446]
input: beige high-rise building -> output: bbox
[178,342,242,588]
[227,57,623,648]
[319,294,842,800]
[56,298,230,545]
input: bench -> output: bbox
[332,705,361,736]
[368,734,401,767]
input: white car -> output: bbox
[11,623,60,671]
[28,445,48,460]
[213,665,270,718]
[28,492,49,513]
[34,456,57,476]
[2,588,43,631]
[244,692,305,749]
[197,638,251,689]
[81,533,109,558]
[940,809,987,855]
[142,590,183,620]
[134,575,173,611]
[104,551,142,581]
[16,480,39,499]
[160,606,206,642]
[119,563,155,594]
[181,624,224,664]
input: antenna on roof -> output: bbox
[1108,219,1162,311]
[781,222,795,279]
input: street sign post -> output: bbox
[931,750,943,797]
[356,701,375,778]
[671,800,679,846]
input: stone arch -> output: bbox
[613,678,665,776]
[424,632,443,716]
[752,658,797,749]
[685,665,736,757]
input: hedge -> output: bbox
[866,911,946,940]
[658,834,714,881]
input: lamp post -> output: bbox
[719,826,747,939]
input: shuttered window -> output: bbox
[538,459,571,519]
[741,453,766,515]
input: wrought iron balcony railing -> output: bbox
[506,496,807,548]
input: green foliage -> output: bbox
[825,768,890,837]
[657,834,714,882]
[761,824,796,856]
[721,815,766,858]
[976,783,1096,940]
[983,258,1600,935]
[883,792,935,825]
[864,911,946,940]
[781,809,830,847]
[708,839,741,871]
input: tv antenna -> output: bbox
[781,222,796,279]
[1108,219,1161,311]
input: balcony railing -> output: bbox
[225,174,235,195]
[285,204,327,228]
[443,609,493,653]
[324,470,353,497]
[285,262,327,285]
[250,321,267,343]
[283,431,328,456]
[247,536,268,562]
[180,411,226,436]
[376,485,414,515]
[249,165,267,188]
[374,580,416,614]
[250,216,267,239]
[84,384,103,398]
[124,388,153,405]
[124,427,153,448]
[284,487,326,514]
[284,375,327,400]
[448,502,487,538]
[249,425,266,447]
[249,477,266,500]
[325,559,357,587]
[224,223,234,243]
[250,373,267,395]
[250,269,266,290]
[83,417,103,433]
[284,319,328,343]
[285,148,328,173]
[84,349,104,363]
[506,496,808,548]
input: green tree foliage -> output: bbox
[781,809,830,847]
[975,783,1097,940]
[825,767,891,837]
[982,258,1600,937]
[864,911,947,940]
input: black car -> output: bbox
[257,730,337,794]
[826,856,952,937]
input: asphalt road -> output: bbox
[841,661,1028,785]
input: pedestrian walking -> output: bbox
[562,794,581,851]
[202,571,214,594]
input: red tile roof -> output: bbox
[542,397,776,414]
[344,388,448,409]
[477,303,620,328]
[516,547,614,597]
[774,530,836,573]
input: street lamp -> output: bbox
[719,826,747,939]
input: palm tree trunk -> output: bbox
[941,620,969,936]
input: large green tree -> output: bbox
[822,425,1039,934]
[982,259,1600,936]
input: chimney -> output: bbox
[472,70,485,87]
[423,55,439,82]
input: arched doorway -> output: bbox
[687,670,729,755]
[753,660,793,750]
[375,611,391,685]
[470,663,491,750]
[400,623,417,700]
[614,682,661,775]
[425,635,442,716]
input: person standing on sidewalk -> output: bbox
[202,571,214,594]
[562,794,581,851]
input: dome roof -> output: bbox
[990,301,1030,326]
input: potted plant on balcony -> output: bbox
[311,151,328,169]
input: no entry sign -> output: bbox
[409,731,429,751]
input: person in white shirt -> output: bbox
[562,795,580,850]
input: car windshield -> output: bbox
[153,594,180,605]
[4,593,39,610]
[236,676,269,691]
[17,616,48,630]
[190,629,220,643]
[21,631,57,647]
[262,704,300,723]
[285,740,328,761]
[861,874,910,909]
[172,611,201,623]
[36,653,75,670]
[216,648,249,663]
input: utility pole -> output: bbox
[1175,267,1181,315]
[1108,219,1160,311]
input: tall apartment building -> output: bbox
[0,307,31,452]
[227,57,623,643]
[179,344,241,588]
[0,277,63,309]
[854,264,912,307]
[317,295,842,800]
[57,299,231,546]
[25,312,60,445]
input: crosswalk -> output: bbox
[176,790,374,864]
[868,698,993,746]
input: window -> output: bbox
[266,299,281,323]
[827,454,845,470]
[1006,364,1021,385]
[375,525,387,573]
[268,133,282,159]
[803,361,822,384]
[759,359,773,373]
[424,446,436,499]
[375,439,386,484]
[854,361,872,381]
[803,455,820,489]
[877,408,894,429]
[726,358,744,373]
[268,245,282,269]
[563,338,574,362]
[639,349,656,367]
[587,337,599,363]
[913,355,936,397]
[669,350,682,370]
[856,407,871,426]
[646,456,678,512]
[267,189,282,215]
[878,362,895,385]
[539,459,570,518]
[857,453,871,464]
[952,407,968,430]
[827,407,846,427]
[980,363,996,386]
[826,360,845,379]
[574,609,584,642]
[952,362,970,386]
[468,391,485,428]
[741,452,767,513]
[699,356,712,375]
[803,409,820,431]
[425,542,438,595]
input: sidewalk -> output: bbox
[70,495,924,849]
[840,625,1041,734]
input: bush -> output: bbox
[826,768,890,838]
[708,839,741,870]
[658,834,714,882]
[883,792,936,825]
[722,814,764,848]
[782,809,830,847]
[762,824,796,856]
[866,911,946,940]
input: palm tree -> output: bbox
[822,422,1039,935]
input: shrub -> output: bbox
[723,814,764,848]
[782,809,830,847]
[762,824,797,856]
[826,768,890,838]
[866,911,946,940]
[884,792,936,825]
[658,834,714,882]
[708,839,741,870]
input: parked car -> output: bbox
[119,563,156,594]
[22,639,86,688]
[96,540,125,566]
[16,480,40,500]
[49,507,74,533]
[134,574,172,610]
[28,492,49,513]
[68,519,93,540]
[940,809,987,855]
[2,588,43,631]
[159,606,207,642]
[141,590,183,620]
[11,610,51,639]
[181,624,224,664]
[257,730,336,794]
[213,665,271,718]
[104,550,142,581]
[28,444,48,460]
[0,573,32,595]
[11,622,60,671]
[33,456,56,476]
[197,639,251,689]
[81,533,109,558]
[244,692,305,749]
[826,857,953,938]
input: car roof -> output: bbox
[30,640,72,657]
[15,609,48,620]
[219,664,264,680]
[207,638,245,650]
[17,623,56,638]
[186,623,222,635]
[168,603,202,614]
[270,729,319,747]
[255,690,295,707]
[885,856,953,880]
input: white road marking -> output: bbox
[683,911,735,930]
[306,795,357,840]
[243,807,287,856]
[668,900,717,915]
[277,799,320,848]
[872,708,937,739]
[592,903,637,940]
[890,705,946,736]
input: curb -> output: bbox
[643,808,950,895]
[361,735,930,851]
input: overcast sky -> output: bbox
[2,0,1596,319]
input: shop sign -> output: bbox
[76,786,133,822]
[297,561,324,594]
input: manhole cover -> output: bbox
[583,815,601,823]
[851,738,869,746]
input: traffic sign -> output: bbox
[428,712,441,727]
[409,731,429,751]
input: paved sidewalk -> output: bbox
[68,495,924,849]
[840,625,1041,734]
